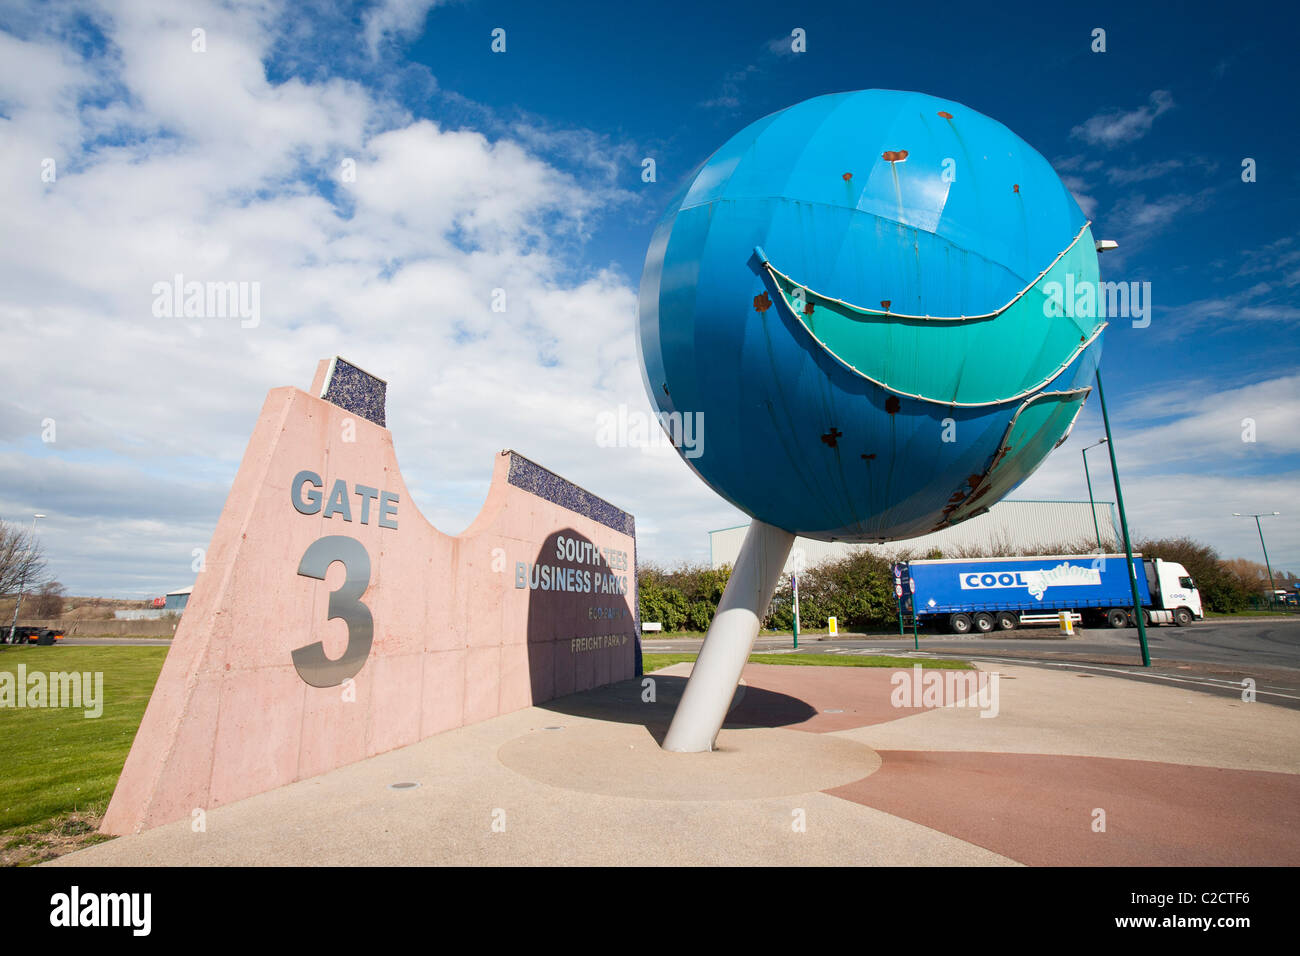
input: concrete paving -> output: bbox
[51,656,1300,866]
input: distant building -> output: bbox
[164,585,193,612]
[710,499,1121,572]
[115,609,169,620]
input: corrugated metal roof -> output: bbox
[709,500,1120,572]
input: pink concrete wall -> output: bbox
[102,384,637,835]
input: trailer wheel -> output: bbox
[1141,608,1152,628]
[996,611,1018,631]
[1173,607,1193,627]
[949,613,973,634]
[1106,608,1129,629]
[973,612,995,634]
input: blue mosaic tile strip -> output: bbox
[320,357,386,427]
[505,451,636,538]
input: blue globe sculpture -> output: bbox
[638,89,1104,541]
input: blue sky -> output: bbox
[1,0,1297,596]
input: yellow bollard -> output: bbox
[828,616,838,637]
[1058,611,1074,636]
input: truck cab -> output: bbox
[1145,559,1203,624]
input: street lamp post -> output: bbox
[1082,438,1109,553]
[1094,373,1150,667]
[791,572,800,649]
[7,514,45,644]
[1233,512,1280,608]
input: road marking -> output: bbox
[643,644,1300,701]
[910,653,1300,702]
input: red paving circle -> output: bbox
[827,750,1300,866]
[726,663,989,732]
[727,662,1300,865]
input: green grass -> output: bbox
[748,653,970,669]
[0,646,167,846]
[642,651,970,672]
[647,631,729,639]
[647,627,922,639]
[641,653,701,671]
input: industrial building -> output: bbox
[709,500,1121,573]
[164,585,193,612]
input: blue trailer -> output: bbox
[893,554,1203,633]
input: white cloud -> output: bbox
[361,0,445,59]
[0,0,734,595]
[1014,391,1300,571]
[700,65,758,110]
[1113,375,1300,463]
[1106,156,1219,187]
[765,32,800,57]
[1108,191,1197,231]
[1233,237,1300,278]
[1105,158,1184,184]
[1071,90,1174,148]
[3,3,1295,600]
[1095,189,1214,265]
[1156,281,1300,336]
[1059,174,1097,219]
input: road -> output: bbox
[644,617,1300,707]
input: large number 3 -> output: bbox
[291,535,374,688]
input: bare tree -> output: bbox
[30,581,65,619]
[0,518,49,603]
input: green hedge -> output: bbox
[637,563,731,633]
[765,551,897,631]
[637,552,902,632]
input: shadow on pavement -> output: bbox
[534,673,818,745]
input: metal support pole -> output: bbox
[1083,445,1103,553]
[7,566,27,644]
[894,563,904,637]
[1255,515,1277,609]
[1233,513,1279,608]
[908,574,919,649]
[792,572,800,649]
[1095,371,1150,667]
[663,519,794,752]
